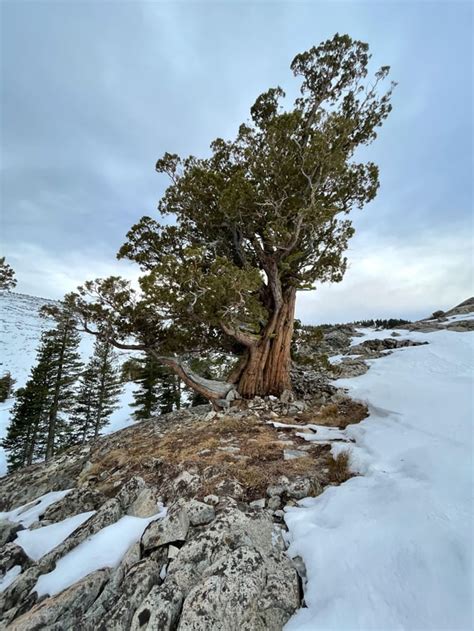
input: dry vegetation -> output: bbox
[298,398,368,428]
[81,398,367,503]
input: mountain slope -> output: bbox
[0,292,135,476]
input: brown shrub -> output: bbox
[327,450,352,484]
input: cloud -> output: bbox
[6,243,140,300]
[296,225,473,324]
[1,1,472,319]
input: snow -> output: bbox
[284,328,473,631]
[0,565,21,593]
[34,505,167,597]
[295,425,347,443]
[0,489,72,527]
[102,381,136,435]
[351,327,406,344]
[15,511,95,561]
[445,312,474,323]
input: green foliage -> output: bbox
[2,305,83,470]
[0,372,15,402]
[71,338,122,443]
[0,256,17,291]
[66,35,395,389]
[130,354,181,420]
[354,318,411,328]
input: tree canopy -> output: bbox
[68,34,395,404]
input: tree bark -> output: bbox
[236,287,296,398]
[149,352,235,408]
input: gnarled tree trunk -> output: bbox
[235,287,296,398]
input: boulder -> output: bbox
[128,487,161,518]
[8,569,109,631]
[142,502,190,551]
[130,581,183,631]
[0,519,24,547]
[40,488,104,523]
[183,499,216,527]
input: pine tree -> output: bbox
[131,355,181,420]
[42,309,83,459]
[0,256,17,291]
[71,366,96,444]
[0,372,15,402]
[71,338,122,442]
[1,342,55,470]
[2,307,82,470]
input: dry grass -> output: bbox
[299,398,368,429]
[82,402,362,501]
[327,450,352,483]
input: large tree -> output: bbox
[68,34,395,406]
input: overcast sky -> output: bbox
[1,0,472,323]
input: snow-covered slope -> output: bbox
[0,292,136,477]
[285,326,473,631]
[0,292,58,389]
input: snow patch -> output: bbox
[0,489,72,527]
[15,511,95,561]
[0,565,22,593]
[34,505,167,597]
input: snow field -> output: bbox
[284,328,473,630]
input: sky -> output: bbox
[1,0,472,324]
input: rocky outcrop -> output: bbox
[1,495,300,630]
[351,338,429,355]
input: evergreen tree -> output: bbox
[68,34,395,405]
[131,355,180,420]
[0,372,15,402]
[42,309,82,459]
[2,307,82,470]
[71,338,122,442]
[71,366,96,444]
[0,256,17,291]
[1,341,55,470]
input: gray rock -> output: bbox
[267,476,313,500]
[183,499,216,526]
[280,389,295,404]
[214,478,245,499]
[40,488,104,523]
[115,476,147,510]
[267,496,281,511]
[130,581,183,631]
[142,502,190,551]
[128,487,160,518]
[203,494,219,506]
[249,498,266,509]
[98,559,162,630]
[0,519,24,547]
[0,542,31,574]
[8,569,109,630]
[177,541,299,630]
[38,497,122,573]
[81,542,142,627]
